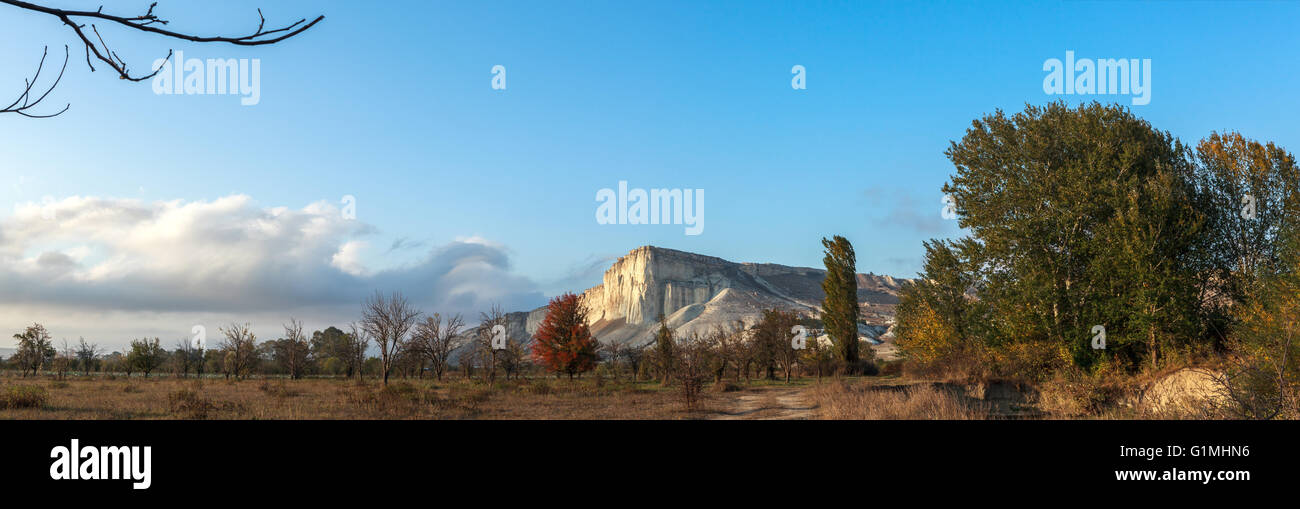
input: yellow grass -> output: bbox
[808,380,991,419]
[0,373,722,420]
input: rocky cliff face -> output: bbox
[582,247,802,327]
[505,246,910,347]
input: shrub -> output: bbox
[989,340,1070,383]
[0,385,47,409]
[679,373,703,411]
[1039,367,1136,417]
[167,388,216,419]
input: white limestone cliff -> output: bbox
[504,246,910,348]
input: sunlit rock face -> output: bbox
[505,246,910,347]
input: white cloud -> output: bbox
[0,195,546,349]
[331,240,369,276]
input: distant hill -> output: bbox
[0,347,15,359]
[500,245,911,348]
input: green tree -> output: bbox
[310,326,352,376]
[127,337,165,377]
[1194,132,1300,310]
[934,101,1210,373]
[820,235,861,367]
[894,240,988,372]
[12,323,55,377]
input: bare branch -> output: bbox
[1,45,69,118]
[0,1,323,116]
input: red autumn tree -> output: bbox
[531,292,598,380]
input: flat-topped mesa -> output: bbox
[500,245,911,348]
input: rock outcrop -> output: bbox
[504,246,911,348]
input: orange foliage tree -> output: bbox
[530,292,598,379]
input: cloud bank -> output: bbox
[1,195,545,347]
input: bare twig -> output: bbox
[1,45,70,118]
[0,0,323,116]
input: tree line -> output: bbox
[894,101,1300,417]
[5,236,872,392]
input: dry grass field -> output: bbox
[3,371,1223,420]
[808,380,992,419]
[0,373,804,420]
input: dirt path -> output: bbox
[711,386,817,420]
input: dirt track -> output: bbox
[712,386,816,420]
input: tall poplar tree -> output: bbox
[820,235,861,366]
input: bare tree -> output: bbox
[273,318,311,379]
[191,337,206,378]
[360,291,421,385]
[54,338,74,379]
[499,338,529,381]
[74,337,101,374]
[616,344,646,382]
[601,341,624,380]
[346,322,371,381]
[173,339,195,377]
[0,1,324,117]
[707,321,746,383]
[676,333,709,411]
[473,303,508,383]
[218,322,258,380]
[410,313,465,382]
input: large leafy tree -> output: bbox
[127,337,165,377]
[1194,132,1300,306]
[12,323,55,377]
[531,293,598,380]
[820,235,861,365]
[894,239,988,369]
[310,326,354,376]
[933,101,1211,372]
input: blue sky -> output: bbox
[2,0,1298,346]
